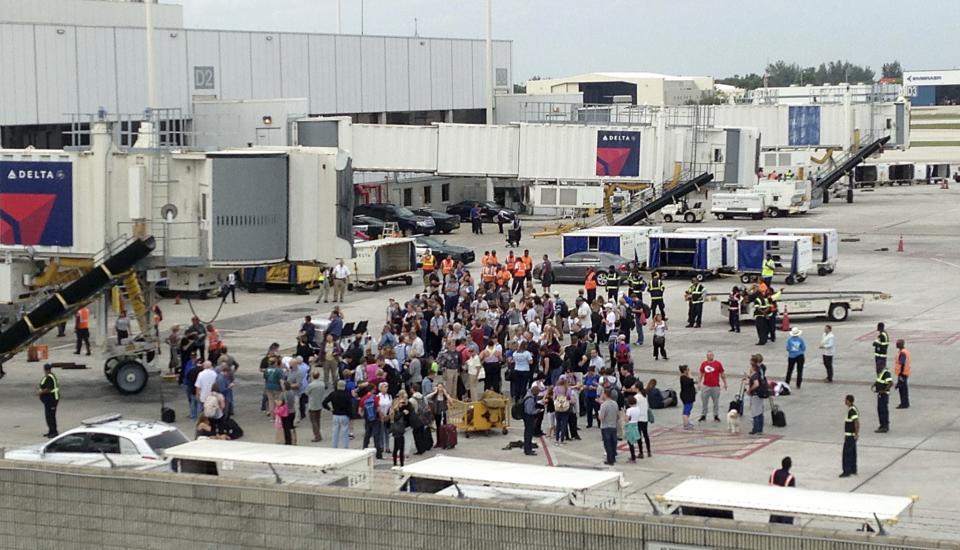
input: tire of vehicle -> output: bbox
[695,272,705,282]
[595,271,608,287]
[717,213,727,220]
[246,283,261,293]
[797,274,807,283]
[347,283,355,291]
[740,274,752,284]
[785,275,796,285]
[104,357,120,383]
[113,359,148,394]
[684,212,696,223]
[294,284,308,295]
[404,276,413,286]
[817,267,828,276]
[767,208,781,218]
[752,213,764,220]
[663,215,674,223]
[373,282,381,291]
[443,229,453,234]
[828,303,849,322]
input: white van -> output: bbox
[710,193,765,220]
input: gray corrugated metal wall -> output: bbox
[0,22,511,125]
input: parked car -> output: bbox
[446,200,516,223]
[3,414,189,468]
[532,252,631,286]
[354,203,436,235]
[414,235,476,266]
[352,214,387,239]
[411,208,461,234]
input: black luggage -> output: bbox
[413,427,433,454]
[161,407,176,424]
[771,404,786,427]
[729,382,745,416]
[220,417,244,439]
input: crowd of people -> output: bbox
[162,247,913,478]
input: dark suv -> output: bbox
[354,203,436,235]
[446,200,516,223]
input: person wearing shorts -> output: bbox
[679,365,697,429]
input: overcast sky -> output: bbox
[174,0,960,82]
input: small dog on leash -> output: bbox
[726,409,741,433]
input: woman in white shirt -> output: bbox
[623,391,652,461]
[819,324,835,382]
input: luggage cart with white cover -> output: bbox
[393,455,626,509]
[674,226,747,273]
[735,235,814,285]
[764,227,839,276]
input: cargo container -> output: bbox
[561,226,661,266]
[241,264,320,294]
[647,232,723,279]
[735,235,814,285]
[350,237,417,290]
[674,227,747,272]
[764,227,838,275]
[709,192,765,220]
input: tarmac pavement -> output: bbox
[1,185,959,539]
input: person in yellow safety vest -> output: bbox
[648,272,666,319]
[315,267,329,304]
[753,293,770,345]
[762,255,776,286]
[873,322,890,373]
[766,288,781,344]
[74,306,91,356]
[440,256,455,276]
[874,365,893,433]
[894,339,911,409]
[421,249,436,290]
[496,265,512,288]
[685,277,705,328]
[38,363,60,438]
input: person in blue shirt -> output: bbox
[785,327,807,389]
[583,366,601,428]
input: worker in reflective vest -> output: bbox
[496,265,512,288]
[753,294,770,345]
[840,395,859,477]
[874,365,893,433]
[421,251,436,290]
[505,252,517,273]
[520,250,534,285]
[481,264,496,285]
[440,256,455,276]
[648,272,666,319]
[762,255,776,286]
[584,268,598,303]
[38,363,59,438]
[727,286,741,333]
[314,268,329,304]
[487,251,499,267]
[511,260,526,295]
[895,339,911,409]
[74,306,91,356]
[768,456,796,524]
[766,290,781,344]
[605,266,620,300]
[873,322,890,373]
[685,278,705,328]
[628,269,647,299]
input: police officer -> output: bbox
[727,286,741,333]
[605,265,620,300]
[895,339,911,409]
[648,272,666,319]
[766,289,781,344]
[840,394,859,478]
[685,277,705,328]
[628,268,647,300]
[38,363,59,438]
[762,255,776,286]
[873,322,890,373]
[874,363,893,433]
[753,292,769,345]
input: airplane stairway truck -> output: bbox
[614,172,714,226]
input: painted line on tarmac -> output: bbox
[931,257,960,270]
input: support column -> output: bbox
[446,110,454,123]
[485,177,495,202]
[846,174,854,203]
[379,112,388,124]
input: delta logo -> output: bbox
[0,161,73,246]
[6,169,65,181]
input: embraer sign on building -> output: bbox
[904,70,960,87]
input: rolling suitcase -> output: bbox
[771,404,787,427]
[414,427,433,454]
[437,423,458,449]
[728,383,745,416]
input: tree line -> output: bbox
[717,60,903,90]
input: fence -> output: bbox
[0,460,951,550]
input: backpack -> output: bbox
[511,399,525,421]
[556,299,569,318]
[554,395,571,413]
[203,394,220,418]
[363,396,377,421]
[756,372,770,398]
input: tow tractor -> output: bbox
[660,197,705,224]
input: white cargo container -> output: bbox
[674,226,747,272]
[735,235,814,285]
[753,180,810,217]
[350,237,417,290]
[710,192,765,220]
[647,232,724,279]
[561,225,660,266]
[764,227,839,275]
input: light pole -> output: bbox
[337,0,342,33]
[145,0,157,112]
[485,0,495,201]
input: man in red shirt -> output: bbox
[698,351,727,423]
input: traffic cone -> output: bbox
[780,306,791,332]
[175,293,181,305]
[897,235,904,253]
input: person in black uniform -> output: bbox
[648,272,666,319]
[873,322,890,374]
[753,293,769,345]
[727,286,741,333]
[38,363,60,438]
[840,394,859,477]
[874,365,893,433]
[685,277,705,328]
[628,268,646,300]
[768,456,796,524]
[605,265,620,300]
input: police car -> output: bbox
[3,414,188,468]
